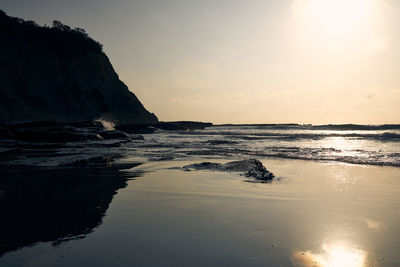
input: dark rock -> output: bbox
[183,158,275,180]
[9,123,103,143]
[60,156,114,167]
[0,148,22,156]
[1,121,137,143]
[206,140,239,145]
[148,153,175,161]
[136,126,158,134]
[0,126,13,139]
[156,121,213,131]
[14,130,101,143]
[115,124,155,134]
[131,135,145,140]
[242,159,275,180]
[98,130,130,140]
[115,121,213,134]
[184,162,222,170]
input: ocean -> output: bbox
[134,124,400,167]
[1,123,400,266]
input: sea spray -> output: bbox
[96,119,115,131]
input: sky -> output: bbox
[1,0,400,124]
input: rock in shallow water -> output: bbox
[242,159,275,180]
[60,156,114,167]
[148,153,175,161]
[98,130,131,140]
[183,158,275,180]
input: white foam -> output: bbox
[96,119,115,131]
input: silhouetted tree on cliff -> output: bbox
[0,10,103,54]
[52,20,71,31]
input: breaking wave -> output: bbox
[133,125,400,167]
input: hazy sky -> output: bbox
[1,0,400,124]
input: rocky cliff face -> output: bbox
[0,10,158,123]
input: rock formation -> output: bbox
[0,10,158,123]
[183,158,275,180]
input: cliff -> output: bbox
[0,10,158,123]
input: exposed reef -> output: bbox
[183,158,275,180]
[116,121,213,134]
[0,120,212,167]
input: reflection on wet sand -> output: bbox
[292,242,366,267]
[364,218,385,231]
[0,159,399,266]
[0,163,142,257]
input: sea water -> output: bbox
[133,124,400,167]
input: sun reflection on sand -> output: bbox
[365,218,385,232]
[292,242,366,267]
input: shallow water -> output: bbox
[1,159,400,266]
[133,125,400,167]
[2,124,400,168]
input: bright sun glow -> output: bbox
[322,243,365,267]
[291,0,373,36]
[293,242,366,267]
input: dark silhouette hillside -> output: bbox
[0,10,158,123]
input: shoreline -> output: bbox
[1,120,400,168]
[1,158,399,266]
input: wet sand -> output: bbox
[1,159,400,266]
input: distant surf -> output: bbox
[1,122,399,167]
[136,124,400,167]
